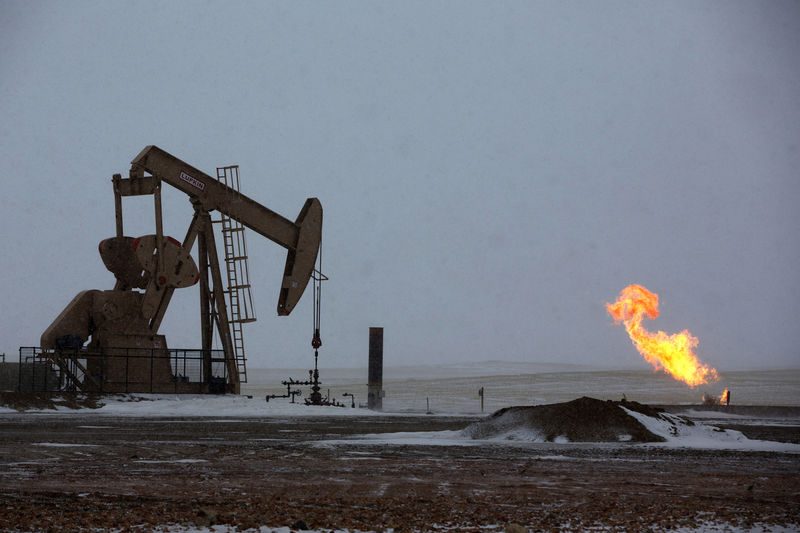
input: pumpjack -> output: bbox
[39,146,322,394]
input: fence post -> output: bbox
[125,347,129,394]
[150,348,154,394]
[32,353,37,393]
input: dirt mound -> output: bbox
[0,392,103,411]
[464,397,671,442]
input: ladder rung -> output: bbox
[216,166,255,384]
[231,318,257,324]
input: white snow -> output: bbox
[681,409,800,427]
[3,394,798,452]
[0,394,387,417]
[132,459,208,464]
[318,408,800,453]
[681,409,752,419]
[621,406,800,452]
[33,442,98,447]
[468,425,549,443]
[315,429,473,448]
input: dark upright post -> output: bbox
[368,327,384,410]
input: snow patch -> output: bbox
[621,407,800,452]
[133,459,208,464]
[94,394,377,417]
[34,442,98,447]
[316,429,474,448]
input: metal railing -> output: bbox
[17,347,230,394]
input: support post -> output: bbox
[153,179,164,276]
[200,211,239,393]
[368,327,384,411]
[198,230,213,389]
[112,174,124,238]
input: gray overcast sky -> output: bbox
[1,1,798,372]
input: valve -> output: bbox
[311,328,322,349]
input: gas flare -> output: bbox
[607,284,718,387]
[703,389,730,406]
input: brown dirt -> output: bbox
[464,397,669,442]
[0,392,103,411]
[0,412,798,531]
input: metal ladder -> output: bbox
[215,165,256,384]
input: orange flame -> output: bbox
[703,389,730,406]
[607,284,718,387]
[721,388,730,405]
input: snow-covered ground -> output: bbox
[3,395,797,532]
[621,406,800,452]
[322,424,800,454]
[3,394,798,453]
[0,393,388,417]
[316,404,800,453]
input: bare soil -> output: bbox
[465,397,669,442]
[0,410,798,531]
[0,392,103,411]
